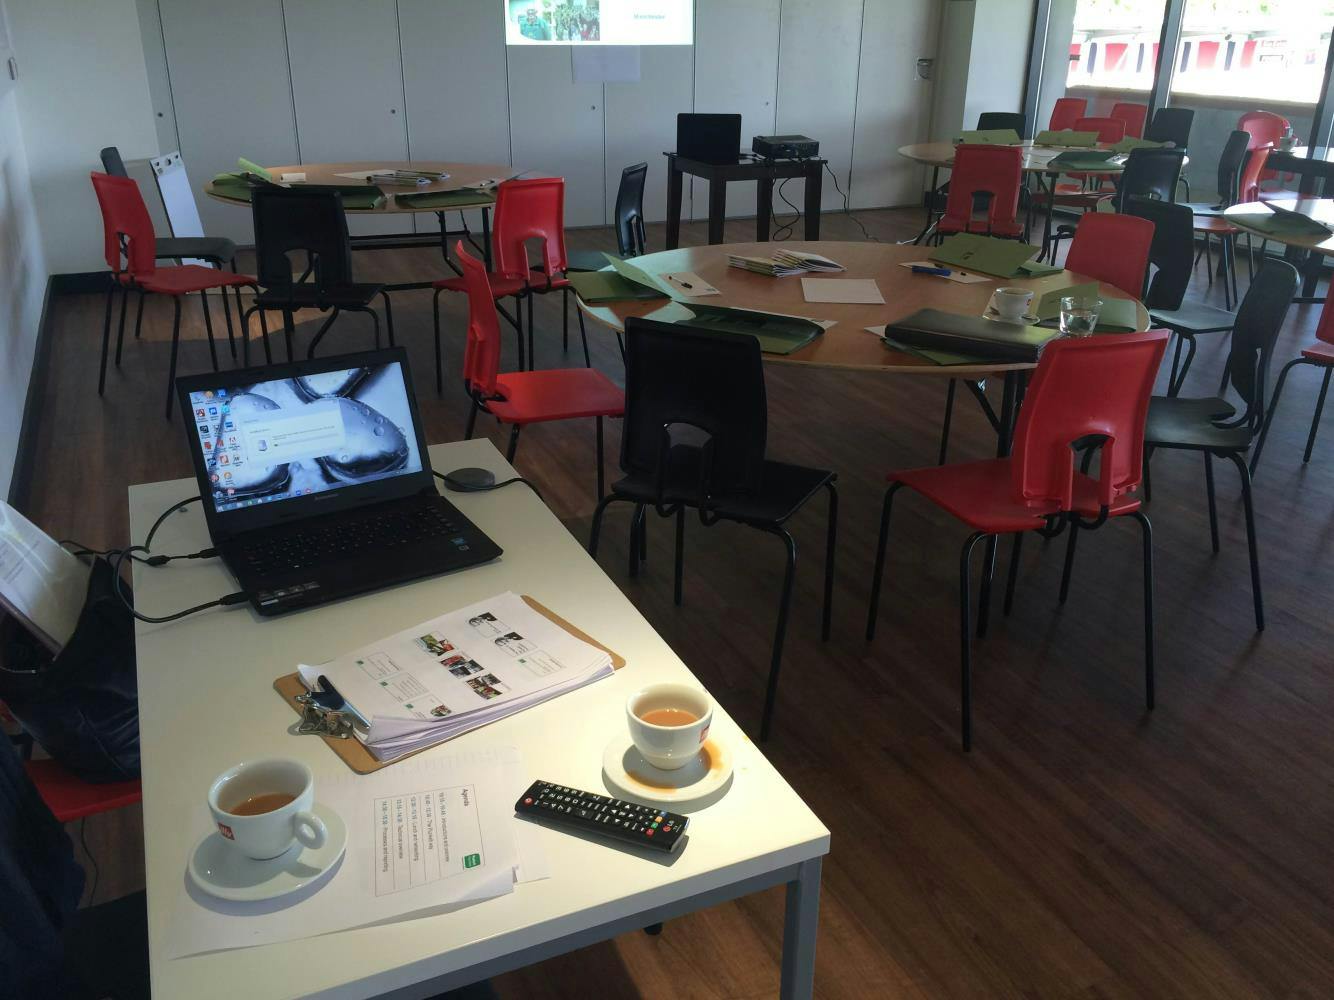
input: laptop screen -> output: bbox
[184,358,424,516]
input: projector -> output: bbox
[752,134,820,160]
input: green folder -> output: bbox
[1035,283,1102,321]
[236,157,273,182]
[882,335,988,366]
[1016,259,1064,277]
[1046,150,1120,171]
[1034,130,1099,147]
[929,233,1040,278]
[674,303,824,355]
[209,173,255,202]
[955,129,1022,146]
[1111,136,1167,153]
[393,189,497,210]
[566,269,668,303]
[1236,211,1331,238]
[1036,284,1140,332]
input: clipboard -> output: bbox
[273,595,625,774]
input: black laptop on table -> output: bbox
[677,113,743,164]
[176,347,501,617]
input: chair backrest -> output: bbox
[1010,331,1169,511]
[456,241,505,397]
[1237,110,1289,147]
[492,177,568,280]
[99,146,128,178]
[976,111,1026,135]
[1110,102,1149,139]
[250,187,354,294]
[1315,293,1334,348]
[621,317,768,498]
[1237,144,1272,204]
[89,172,156,278]
[1226,260,1298,427]
[613,162,648,257]
[1123,196,1194,312]
[1215,130,1253,205]
[1049,97,1087,132]
[1145,106,1194,148]
[1064,212,1155,299]
[939,144,1023,235]
[1112,148,1186,211]
[1073,116,1127,144]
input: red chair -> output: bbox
[866,331,1169,750]
[91,173,258,419]
[1072,116,1127,144]
[1064,212,1155,298]
[1238,110,1289,185]
[1252,293,1334,472]
[1110,102,1149,139]
[433,177,588,392]
[1048,97,1087,132]
[455,241,623,499]
[937,144,1024,239]
[23,757,141,824]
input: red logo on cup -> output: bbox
[217,822,235,840]
[699,724,710,744]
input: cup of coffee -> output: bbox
[626,683,713,771]
[992,287,1035,322]
[208,758,327,861]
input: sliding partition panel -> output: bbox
[398,0,511,238]
[158,0,300,243]
[506,46,606,227]
[603,45,694,225]
[691,0,781,222]
[283,0,409,237]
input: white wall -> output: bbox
[6,0,159,274]
[932,0,1032,141]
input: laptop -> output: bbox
[176,347,502,616]
[677,113,743,164]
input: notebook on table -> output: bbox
[885,308,1060,364]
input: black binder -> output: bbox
[885,308,1061,364]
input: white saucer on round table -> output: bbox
[187,802,347,903]
[602,735,734,809]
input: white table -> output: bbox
[130,438,829,999]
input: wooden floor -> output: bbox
[19,206,1334,998]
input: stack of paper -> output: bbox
[0,500,90,653]
[299,592,614,762]
[727,249,844,277]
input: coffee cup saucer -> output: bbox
[985,306,1039,324]
[602,734,734,809]
[187,802,347,903]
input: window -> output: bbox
[1067,0,1167,92]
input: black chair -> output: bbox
[1125,197,1240,396]
[1140,260,1298,633]
[587,319,838,741]
[567,162,648,272]
[100,145,244,358]
[1184,130,1255,309]
[976,111,1026,135]
[1048,147,1186,258]
[1146,106,1195,148]
[241,187,395,363]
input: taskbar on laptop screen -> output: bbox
[187,361,423,515]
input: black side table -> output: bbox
[664,153,825,248]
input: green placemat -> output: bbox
[394,189,497,210]
[955,129,1022,145]
[1047,150,1120,171]
[929,233,1041,278]
[1034,130,1099,147]
[566,269,668,303]
[1112,136,1167,153]
[882,335,988,366]
[675,304,823,355]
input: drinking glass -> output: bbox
[1059,295,1102,337]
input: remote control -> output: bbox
[514,780,689,854]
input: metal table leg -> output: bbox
[780,856,822,1000]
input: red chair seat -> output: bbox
[24,758,142,824]
[489,368,625,425]
[435,273,528,296]
[132,264,254,296]
[1302,340,1334,364]
[891,457,1140,533]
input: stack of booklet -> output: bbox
[298,592,614,762]
[727,249,844,277]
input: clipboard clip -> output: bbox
[294,675,355,740]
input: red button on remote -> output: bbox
[645,829,654,836]
[524,797,533,805]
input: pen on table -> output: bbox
[674,277,693,289]
[911,265,952,277]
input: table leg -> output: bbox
[908,166,940,245]
[780,856,822,1000]
[482,208,493,271]
[708,179,727,245]
[757,176,774,241]
[1038,174,1056,262]
[666,165,684,250]
[804,164,822,241]
[996,371,1020,458]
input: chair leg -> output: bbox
[821,480,838,642]
[615,332,626,366]
[1058,519,1079,604]
[1202,234,1214,289]
[113,285,130,368]
[958,532,989,752]
[638,505,648,564]
[1302,366,1332,464]
[758,528,798,742]
[526,291,536,371]
[673,505,685,606]
[576,299,591,368]
[865,483,904,641]
[1171,334,1199,397]
[258,307,272,364]
[1130,510,1155,710]
[121,290,145,367]
[306,309,341,359]
[282,309,296,362]
[629,504,645,578]
[98,282,116,395]
[380,291,396,347]
[505,423,521,463]
[1251,357,1306,474]
[1226,452,1264,631]
[594,415,605,500]
[432,288,445,395]
[562,285,569,351]
[1143,444,1154,502]
[588,495,617,557]
[1002,531,1024,616]
[1204,451,1220,553]
[938,379,956,465]
[218,277,237,360]
[513,295,526,372]
[975,536,998,638]
[1167,334,1184,396]
[164,296,183,420]
[200,290,219,372]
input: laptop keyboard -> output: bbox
[238,502,470,579]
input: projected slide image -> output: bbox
[505,0,690,46]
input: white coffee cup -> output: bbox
[992,286,1035,322]
[626,684,713,771]
[208,758,327,861]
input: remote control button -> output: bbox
[645,829,654,837]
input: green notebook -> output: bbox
[1016,259,1064,277]
[675,304,824,355]
[1111,136,1167,153]
[209,173,255,201]
[1034,130,1099,147]
[1046,150,1120,171]
[566,269,668,303]
[393,189,497,210]
[1237,211,1331,238]
[955,129,1022,146]
[236,157,273,181]
[1035,284,1140,332]
[929,234,1041,278]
